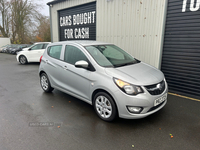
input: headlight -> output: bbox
[114,78,143,95]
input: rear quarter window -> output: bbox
[47,45,62,60]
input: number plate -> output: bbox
[154,93,167,106]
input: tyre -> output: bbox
[40,73,54,93]
[19,55,27,65]
[93,92,118,122]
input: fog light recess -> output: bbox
[127,106,143,114]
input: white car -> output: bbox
[16,42,50,64]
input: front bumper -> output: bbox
[16,54,20,62]
[114,81,168,119]
[10,51,16,54]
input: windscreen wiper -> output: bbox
[114,61,136,67]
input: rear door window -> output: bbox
[30,44,43,50]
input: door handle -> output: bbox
[63,66,67,70]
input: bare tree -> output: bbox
[36,15,51,42]
[0,0,10,37]
[1,0,48,43]
[10,0,41,43]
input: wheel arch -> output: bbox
[19,54,28,63]
[39,70,46,76]
[92,89,119,116]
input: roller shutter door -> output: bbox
[161,0,200,99]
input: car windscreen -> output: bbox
[85,45,139,68]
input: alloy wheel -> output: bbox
[41,75,49,91]
[19,56,27,64]
[95,95,112,119]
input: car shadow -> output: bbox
[17,62,40,66]
[40,89,167,129]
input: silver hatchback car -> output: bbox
[39,41,168,121]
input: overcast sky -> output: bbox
[37,0,51,16]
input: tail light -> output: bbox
[40,56,43,63]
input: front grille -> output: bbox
[145,80,165,95]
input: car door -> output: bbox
[43,45,63,88]
[58,44,91,101]
[27,44,44,62]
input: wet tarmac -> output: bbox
[0,53,200,150]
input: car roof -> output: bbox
[34,42,51,45]
[49,40,113,47]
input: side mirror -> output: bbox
[75,60,88,69]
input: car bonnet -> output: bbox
[105,62,164,86]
